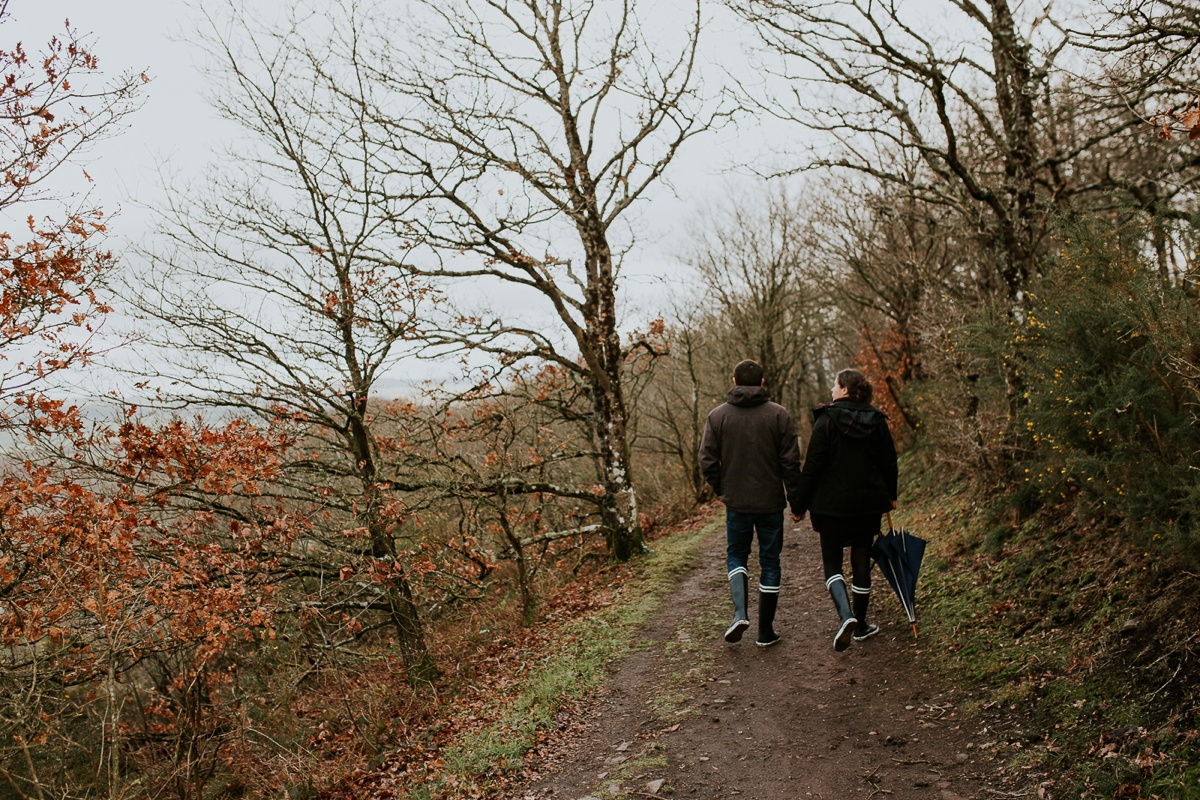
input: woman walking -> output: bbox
[793,369,898,651]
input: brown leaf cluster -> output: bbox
[1152,94,1200,140]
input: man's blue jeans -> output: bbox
[725,508,783,593]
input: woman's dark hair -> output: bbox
[734,359,765,386]
[836,368,873,403]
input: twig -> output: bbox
[890,757,931,765]
[12,737,45,800]
[925,703,952,719]
[862,762,891,799]
[1144,633,1197,669]
[1147,661,1186,702]
[983,790,1031,797]
[518,524,603,547]
[0,764,36,800]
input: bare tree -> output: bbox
[810,172,993,420]
[1085,0,1200,89]
[687,186,843,417]
[630,302,724,505]
[410,365,608,623]
[355,0,721,561]
[128,4,439,683]
[632,188,853,505]
[734,0,1151,408]
[1071,0,1200,281]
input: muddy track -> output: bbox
[508,519,1021,800]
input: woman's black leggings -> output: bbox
[820,538,871,590]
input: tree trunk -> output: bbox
[585,236,645,562]
[687,353,713,506]
[348,404,437,685]
[1151,216,1171,281]
[373,526,438,686]
[593,384,643,560]
[991,0,1040,414]
[498,510,536,624]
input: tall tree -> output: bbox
[129,4,439,683]
[361,0,719,560]
[811,173,990,424]
[687,187,841,417]
[1072,0,1200,281]
[734,0,1146,408]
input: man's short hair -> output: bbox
[733,360,764,386]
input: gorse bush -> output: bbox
[1011,215,1200,561]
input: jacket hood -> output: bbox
[726,385,770,408]
[813,399,888,439]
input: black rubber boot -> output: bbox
[724,570,750,643]
[827,574,857,651]
[756,591,780,647]
[852,584,879,640]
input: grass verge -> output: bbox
[899,450,1200,799]
[405,514,720,799]
[645,602,721,724]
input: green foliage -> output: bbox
[1010,215,1200,561]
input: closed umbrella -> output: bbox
[871,513,926,638]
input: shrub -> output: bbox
[1011,215,1200,560]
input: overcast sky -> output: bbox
[12,1,772,297]
[11,0,1072,265]
[14,0,1044,399]
[15,2,218,220]
[12,0,792,396]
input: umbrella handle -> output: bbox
[886,512,894,531]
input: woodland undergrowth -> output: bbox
[902,451,1200,799]
[316,508,719,800]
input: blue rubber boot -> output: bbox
[724,570,750,643]
[827,574,857,651]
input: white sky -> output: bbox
[10,0,1087,398]
[11,0,774,395]
[13,2,222,224]
[11,1,762,291]
[10,0,1091,262]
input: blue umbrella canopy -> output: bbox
[871,514,926,638]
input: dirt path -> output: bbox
[508,519,1018,800]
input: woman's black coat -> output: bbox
[794,398,898,517]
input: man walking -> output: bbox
[699,360,803,647]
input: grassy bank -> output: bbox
[393,513,720,799]
[901,452,1200,799]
